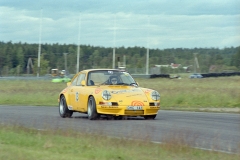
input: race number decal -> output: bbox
[144,89,152,94]
[75,92,79,101]
[95,88,101,94]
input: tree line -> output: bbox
[0,41,239,76]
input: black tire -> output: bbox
[87,96,99,120]
[59,96,73,118]
[144,115,156,120]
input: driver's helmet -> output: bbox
[110,76,118,84]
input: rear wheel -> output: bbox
[87,96,99,120]
[59,96,73,118]
[144,115,156,120]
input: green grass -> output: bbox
[137,76,240,109]
[0,80,63,106]
[0,124,239,160]
[0,77,240,110]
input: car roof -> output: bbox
[81,69,121,73]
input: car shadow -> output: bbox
[72,115,145,120]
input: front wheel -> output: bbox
[59,96,73,118]
[144,115,156,120]
[87,96,99,120]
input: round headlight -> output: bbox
[151,91,160,101]
[102,90,111,100]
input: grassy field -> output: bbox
[0,124,239,160]
[138,76,240,110]
[0,76,239,110]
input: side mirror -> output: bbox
[67,82,71,86]
[81,80,86,86]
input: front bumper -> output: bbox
[96,105,160,116]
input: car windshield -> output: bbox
[87,70,136,86]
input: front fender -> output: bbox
[58,87,70,104]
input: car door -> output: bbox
[68,74,79,110]
[70,73,86,112]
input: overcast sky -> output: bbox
[0,0,239,49]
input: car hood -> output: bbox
[95,86,154,106]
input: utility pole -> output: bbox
[194,53,199,73]
[64,53,68,75]
[123,54,126,67]
[146,48,149,74]
[37,9,42,77]
[27,57,33,75]
[77,13,81,73]
[146,16,150,75]
[113,15,116,69]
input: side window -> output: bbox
[76,74,86,86]
[71,76,78,86]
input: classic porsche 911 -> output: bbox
[58,69,160,120]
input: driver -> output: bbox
[110,76,118,84]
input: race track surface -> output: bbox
[0,105,239,154]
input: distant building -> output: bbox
[152,63,181,74]
[154,63,181,69]
[170,63,181,69]
[183,65,192,73]
[154,65,170,68]
[209,65,222,73]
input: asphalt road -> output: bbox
[0,105,239,154]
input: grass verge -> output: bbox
[1,77,240,110]
[0,124,239,160]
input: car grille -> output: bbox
[149,102,155,106]
[111,102,118,106]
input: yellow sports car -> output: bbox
[58,69,160,120]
